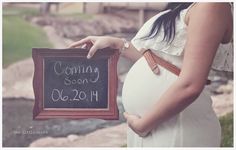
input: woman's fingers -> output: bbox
[123,112,134,128]
[85,42,93,50]
[68,37,91,48]
[67,36,111,59]
[87,44,98,59]
[123,112,136,124]
[124,112,140,120]
[123,112,129,120]
[123,112,149,137]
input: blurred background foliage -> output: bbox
[3,6,52,68]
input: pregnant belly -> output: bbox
[122,56,178,116]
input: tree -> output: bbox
[40,3,51,15]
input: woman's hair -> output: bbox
[141,2,193,43]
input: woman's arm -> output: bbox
[124,3,232,137]
[68,36,142,62]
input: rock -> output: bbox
[211,80,233,117]
[215,80,233,94]
[29,14,138,39]
[31,17,52,26]
[67,134,80,142]
[212,92,233,117]
[118,73,127,83]
[29,123,127,147]
[3,58,34,99]
[43,26,69,48]
[29,137,68,147]
[117,56,134,83]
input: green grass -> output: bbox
[220,112,233,147]
[3,7,52,68]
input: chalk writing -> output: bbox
[53,61,100,86]
[51,88,99,102]
[43,57,108,108]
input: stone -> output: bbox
[31,17,52,26]
[67,134,80,142]
[215,80,233,94]
[212,92,233,117]
[29,123,127,147]
[3,58,34,99]
[29,137,69,147]
[29,14,139,39]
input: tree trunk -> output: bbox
[40,3,51,15]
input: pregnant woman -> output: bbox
[69,2,233,147]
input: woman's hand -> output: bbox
[68,36,123,59]
[123,112,150,137]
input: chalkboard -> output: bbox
[44,57,108,108]
[32,48,119,120]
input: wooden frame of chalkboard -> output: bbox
[32,48,119,120]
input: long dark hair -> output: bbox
[141,2,193,43]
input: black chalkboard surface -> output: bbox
[32,48,119,120]
[44,57,108,108]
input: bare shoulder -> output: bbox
[196,3,230,13]
[186,3,231,22]
[196,2,231,9]
[188,3,233,43]
[190,3,232,19]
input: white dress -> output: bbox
[122,3,233,147]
